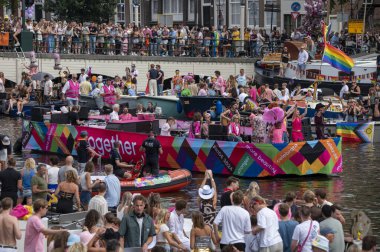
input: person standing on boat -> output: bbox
[236,69,251,87]
[349,81,361,99]
[131,64,139,91]
[189,112,203,139]
[339,81,349,99]
[101,79,117,110]
[156,64,164,96]
[279,47,290,77]
[172,69,183,96]
[291,104,308,142]
[147,64,159,96]
[314,101,332,140]
[62,74,80,106]
[110,141,133,179]
[139,131,163,177]
[296,44,308,79]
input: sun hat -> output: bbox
[198,185,215,200]
[312,235,329,252]
[67,234,80,246]
[2,136,10,146]
[315,103,325,111]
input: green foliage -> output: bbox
[44,0,118,23]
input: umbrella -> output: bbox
[31,72,54,81]
[263,107,284,125]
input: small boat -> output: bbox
[92,169,192,195]
[255,54,377,96]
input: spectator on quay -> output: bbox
[119,195,155,250]
[58,155,78,183]
[243,181,260,214]
[80,162,100,210]
[104,164,121,211]
[220,176,240,208]
[31,164,49,202]
[331,204,346,225]
[291,206,320,252]
[315,189,333,208]
[0,158,22,205]
[362,235,377,252]
[168,199,191,250]
[190,211,217,251]
[278,203,298,252]
[110,141,133,179]
[252,196,283,252]
[62,73,80,106]
[213,190,251,251]
[320,205,345,252]
[198,170,217,226]
[147,192,162,221]
[0,197,22,250]
[116,192,133,221]
[47,156,60,192]
[18,157,36,205]
[24,199,67,252]
[55,170,81,214]
[0,135,12,170]
[147,64,159,96]
[79,209,101,245]
[88,182,108,216]
[155,208,187,251]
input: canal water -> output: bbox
[1,116,379,237]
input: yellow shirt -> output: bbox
[232,30,240,41]
[80,81,92,95]
[244,32,250,41]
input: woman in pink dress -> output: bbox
[291,104,308,142]
[271,121,284,144]
[189,112,202,139]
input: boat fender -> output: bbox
[216,100,223,115]
[176,100,183,113]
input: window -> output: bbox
[151,0,158,21]
[230,0,241,27]
[116,0,125,24]
[189,0,195,21]
[264,11,277,30]
[248,0,259,27]
[163,0,183,14]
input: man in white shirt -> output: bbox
[213,190,251,251]
[168,199,190,250]
[43,75,53,104]
[315,189,333,207]
[109,104,120,122]
[78,68,88,83]
[282,83,290,97]
[273,83,282,98]
[339,81,349,99]
[88,182,108,216]
[238,87,248,104]
[297,44,309,79]
[103,164,120,211]
[252,196,283,251]
[236,69,251,86]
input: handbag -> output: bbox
[297,220,313,252]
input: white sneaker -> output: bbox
[14,42,20,47]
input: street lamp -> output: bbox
[264,1,280,33]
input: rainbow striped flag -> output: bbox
[322,23,354,73]
[336,122,374,143]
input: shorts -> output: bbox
[114,168,126,178]
[144,159,159,176]
[0,149,7,161]
[80,190,92,205]
[204,40,210,47]
[67,98,79,106]
[48,184,58,191]
[297,63,306,71]
[18,189,32,198]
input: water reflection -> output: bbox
[0,116,379,237]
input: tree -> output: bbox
[302,0,324,37]
[44,0,118,23]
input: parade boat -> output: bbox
[21,118,343,178]
[255,54,377,96]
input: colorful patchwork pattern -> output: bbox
[22,121,343,178]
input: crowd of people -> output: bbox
[0,155,377,252]
[1,14,379,57]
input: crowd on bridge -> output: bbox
[1,15,380,57]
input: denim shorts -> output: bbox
[297,63,306,71]
[18,189,32,198]
[80,190,92,205]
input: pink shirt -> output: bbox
[24,215,45,252]
[198,89,207,96]
[249,87,257,102]
[80,230,96,245]
[272,128,283,144]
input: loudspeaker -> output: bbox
[31,107,50,122]
[78,106,90,120]
[209,124,226,141]
[51,113,70,124]
[106,120,159,134]
[21,31,34,52]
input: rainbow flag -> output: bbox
[336,122,374,143]
[322,23,354,74]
